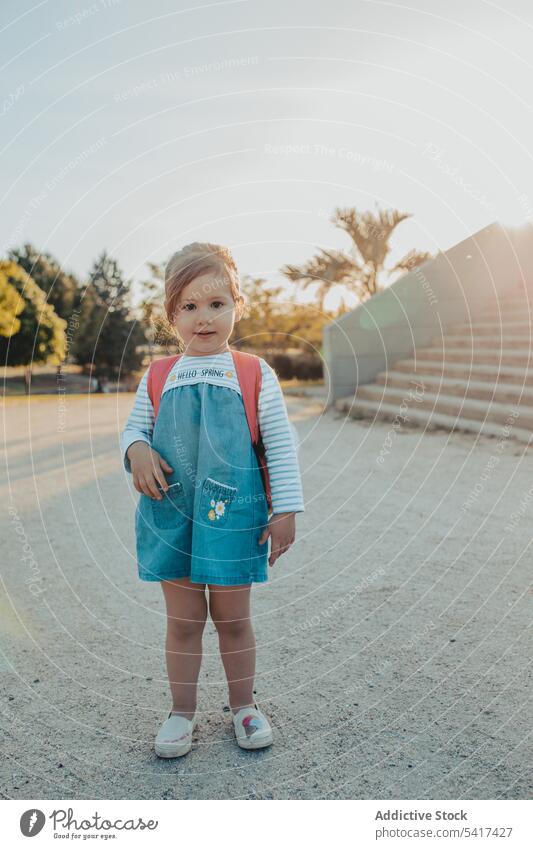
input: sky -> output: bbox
[2,0,533,311]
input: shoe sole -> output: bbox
[236,732,273,750]
[154,739,192,758]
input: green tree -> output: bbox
[233,276,288,350]
[138,261,177,356]
[72,251,144,377]
[233,276,337,353]
[0,261,67,388]
[281,204,432,308]
[9,243,79,319]
[0,266,24,337]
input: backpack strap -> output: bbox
[231,350,273,514]
[231,350,261,443]
[147,354,181,417]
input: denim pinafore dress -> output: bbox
[135,375,270,585]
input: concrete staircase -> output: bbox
[335,291,533,443]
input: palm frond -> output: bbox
[332,206,412,268]
[281,248,360,287]
[388,249,432,275]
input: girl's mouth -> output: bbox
[197,330,215,337]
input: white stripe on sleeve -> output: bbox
[120,369,155,472]
[258,358,305,514]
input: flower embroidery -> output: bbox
[208,498,228,520]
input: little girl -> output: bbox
[120,242,305,758]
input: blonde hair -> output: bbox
[164,241,245,322]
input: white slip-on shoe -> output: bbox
[232,702,273,750]
[154,710,196,758]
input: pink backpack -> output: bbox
[146,349,272,513]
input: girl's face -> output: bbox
[172,272,242,356]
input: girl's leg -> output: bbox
[160,577,208,720]
[208,583,256,713]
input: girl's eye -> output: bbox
[181,301,225,311]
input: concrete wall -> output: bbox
[323,221,533,405]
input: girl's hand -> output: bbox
[127,441,174,500]
[258,512,296,567]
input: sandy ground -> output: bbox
[1,392,531,800]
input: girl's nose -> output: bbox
[197,306,211,321]
[196,320,212,331]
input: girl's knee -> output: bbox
[167,614,206,641]
[212,616,252,640]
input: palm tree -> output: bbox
[281,204,432,310]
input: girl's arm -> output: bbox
[257,359,305,515]
[120,370,155,473]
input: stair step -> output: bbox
[335,396,533,443]
[374,371,533,405]
[431,334,533,349]
[446,321,533,336]
[355,384,533,428]
[480,292,532,305]
[479,306,532,320]
[416,347,533,366]
[393,359,533,384]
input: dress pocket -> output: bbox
[151,481,187,529]
[200,477,238,528]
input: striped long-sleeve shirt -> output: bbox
[120,352,305,514]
